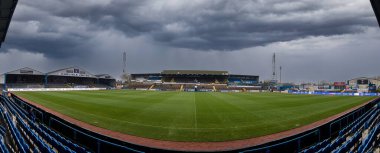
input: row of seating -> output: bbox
[16,113,55,153]
[339,109,378,137]
[4,95,55,152]
[33,122,76,153]
[0,103,31,153]
[0,110,17,153]
[0,138,9,153]
[8,95,88,153]
[321,108,379,153]
[333,128,362,153]
[302,106,380,153]
[0,124,10,153]
[301,139,330,153]
[8,94,146,153]
[364,109,379,129]
[358,122,380,152]
[0,95,90,153]
[39,124,87,153]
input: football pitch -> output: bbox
[13,90,376,142]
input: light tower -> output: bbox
[122,52,130,83]
[272,53,276,82]
[123,52,127,74]
[279,66,282,83]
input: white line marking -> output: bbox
[194,93,198,129]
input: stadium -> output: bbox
[1,0,380,153]
[2,67,380,152]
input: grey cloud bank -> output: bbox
[0,0,379,82]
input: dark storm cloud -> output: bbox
[70,0,377,51]
[2,0,380,82]
[1,3,100,58]
[2,0,377,58]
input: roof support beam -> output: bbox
[371,0,380,27]
[0,0,19,47]
[0,17,10,20]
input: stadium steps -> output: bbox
[8,96,88,153]
[0,95,90,153]
[2,108,30,153]
[302,107,380,153]
[180,85,184,91]
[358,122,380,152]
[0,98,31,153]
[332,109,379,152]
[0,136,10,153]
[1,113,18,153]
[149,84,155,90]
[0,123,10,153]
[4,99,55,153]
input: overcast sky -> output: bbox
[1,0,379,83]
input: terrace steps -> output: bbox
[149,84,155,90]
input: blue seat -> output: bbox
[309,145,316,152]
[0,136,10,153]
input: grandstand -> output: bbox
[129,70,260,92]
[0,67,116,90]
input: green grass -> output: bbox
[13,90,376,142]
